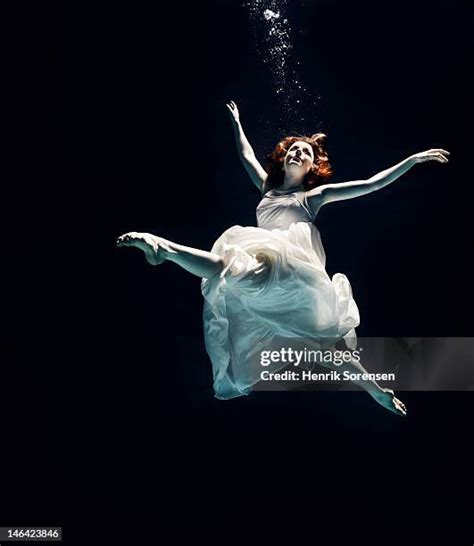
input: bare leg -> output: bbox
[318,351,407,416]
[116,231,224,279]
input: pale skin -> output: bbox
[117,100,450,416]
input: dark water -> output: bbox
[5,0,473,543]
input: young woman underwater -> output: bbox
[117,101,450,416]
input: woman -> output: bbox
[117,101,449,415]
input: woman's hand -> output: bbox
[307,148,451,211]
[226,100,240,125]
[225,100,268,190]
[411,149,450,164]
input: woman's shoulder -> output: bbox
[257,189,273,206]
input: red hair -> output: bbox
[265,133,333,191]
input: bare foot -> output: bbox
[370,388,407,417]
[116,232,167,265]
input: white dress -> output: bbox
[201,184,360,399]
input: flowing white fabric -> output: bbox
[201,187,360,399]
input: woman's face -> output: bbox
[283,141,315,176]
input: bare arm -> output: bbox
[226,101,268,191]
[306,149,450,214]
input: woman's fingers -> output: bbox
[415,150,450,164]
[225,101,239,122]
[422,150,449,163]
[429,148,450,160]
[434,152,449,163]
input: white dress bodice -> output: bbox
[256,186,326,268]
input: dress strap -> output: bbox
[295,191,316,222]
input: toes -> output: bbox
[394,398,407,416]
[116,233,134,246]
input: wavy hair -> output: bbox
[264,133,333,191]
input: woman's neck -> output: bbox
[279,172,305,191]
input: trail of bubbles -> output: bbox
[244,0,322,136]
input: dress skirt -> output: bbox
[201,222,360,399]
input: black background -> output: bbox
[3,0,473,543]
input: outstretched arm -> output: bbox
[226,101,268,191]
[306,149,450,212]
